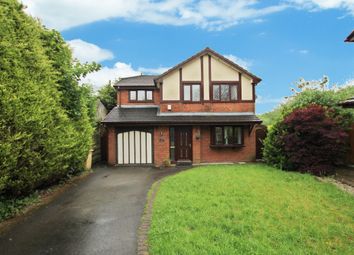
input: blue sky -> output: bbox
[23,0,354,113]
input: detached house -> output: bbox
[102,48,262,166]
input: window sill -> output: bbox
[210,144,244,149]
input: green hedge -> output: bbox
[0,0,94,197]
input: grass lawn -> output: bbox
[148,164,354,255]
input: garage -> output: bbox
[117,130,153,165]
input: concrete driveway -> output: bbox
[0,166,185,255]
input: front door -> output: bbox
[175,127,192,161]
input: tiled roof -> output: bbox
[102,107,262,125]
[114,75,157,87]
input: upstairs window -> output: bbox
[183,84,201,102]
[212,84,238,101]
[211,126,243,147]
[129,90,153,102]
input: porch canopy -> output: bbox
[102,106,262,128]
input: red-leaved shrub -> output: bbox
[281,105,348,176]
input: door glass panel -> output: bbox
[213,85,220,100]
[184,85,191,101]
[220,85,229,101]
[215,127,223,144]
[224,126,233,145]
[192,85,200,101]
[231,85,237,100]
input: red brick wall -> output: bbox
[159,102,254,112]
[106,125,256,166]
[107,127,117,165]
[117,89,160,105]
[198,126,256,163]
[154,126,170,166]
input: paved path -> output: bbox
[0,166,184,255]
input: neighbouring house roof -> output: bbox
[102,107,262,125]
[114,75,157,88]
[155,47,262,85]
[345,30,354,42]
[339,97,354,108]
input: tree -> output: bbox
[0,0,98,196]
[281,105,348,175]
[262,78,354,175]
[98,82,117,111]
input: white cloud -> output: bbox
[22,0,288,31]
[80,62,169,90]
[298,49,309,54]
[256,95,285,104]
[290,49,310,54]
[289,0,354,14]
[67,39,114,63]
[81,62,140,90]
[224,54,252,70]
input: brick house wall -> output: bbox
[159,102,254,112]
[107,127,117,165]
[117,89,160,105]
[154,126,170,166]
[200,126,256,163]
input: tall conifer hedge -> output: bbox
[0,0,94,196]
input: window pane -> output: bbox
[213,85,220,100]
[130,91,136,100]
[137,90,145,101]
[146,90,153,100]
[215,127,223,144]
[224,126,233,145]
[220,84,229,101]
[184,85,191,101]
[235,127,242,144]
[192,84,200,101]
[231,85,237,100]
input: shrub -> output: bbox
[0,0,96,197]
[269,105,348,176]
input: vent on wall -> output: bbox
[167,105,172,111]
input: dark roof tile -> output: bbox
[102,107,262,125]
[114,75,157,87]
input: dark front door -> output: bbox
[175,127,192,161]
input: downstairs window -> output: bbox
[211,126,243,147]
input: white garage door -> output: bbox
[117,130,153,165]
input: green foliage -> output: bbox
[0,193,39,221]
[262,77,354,173]
[259,77,354,128]
[149,164,354,254]
[262,122,287,169]
[0,0,97,197]
[98,82,117,111]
